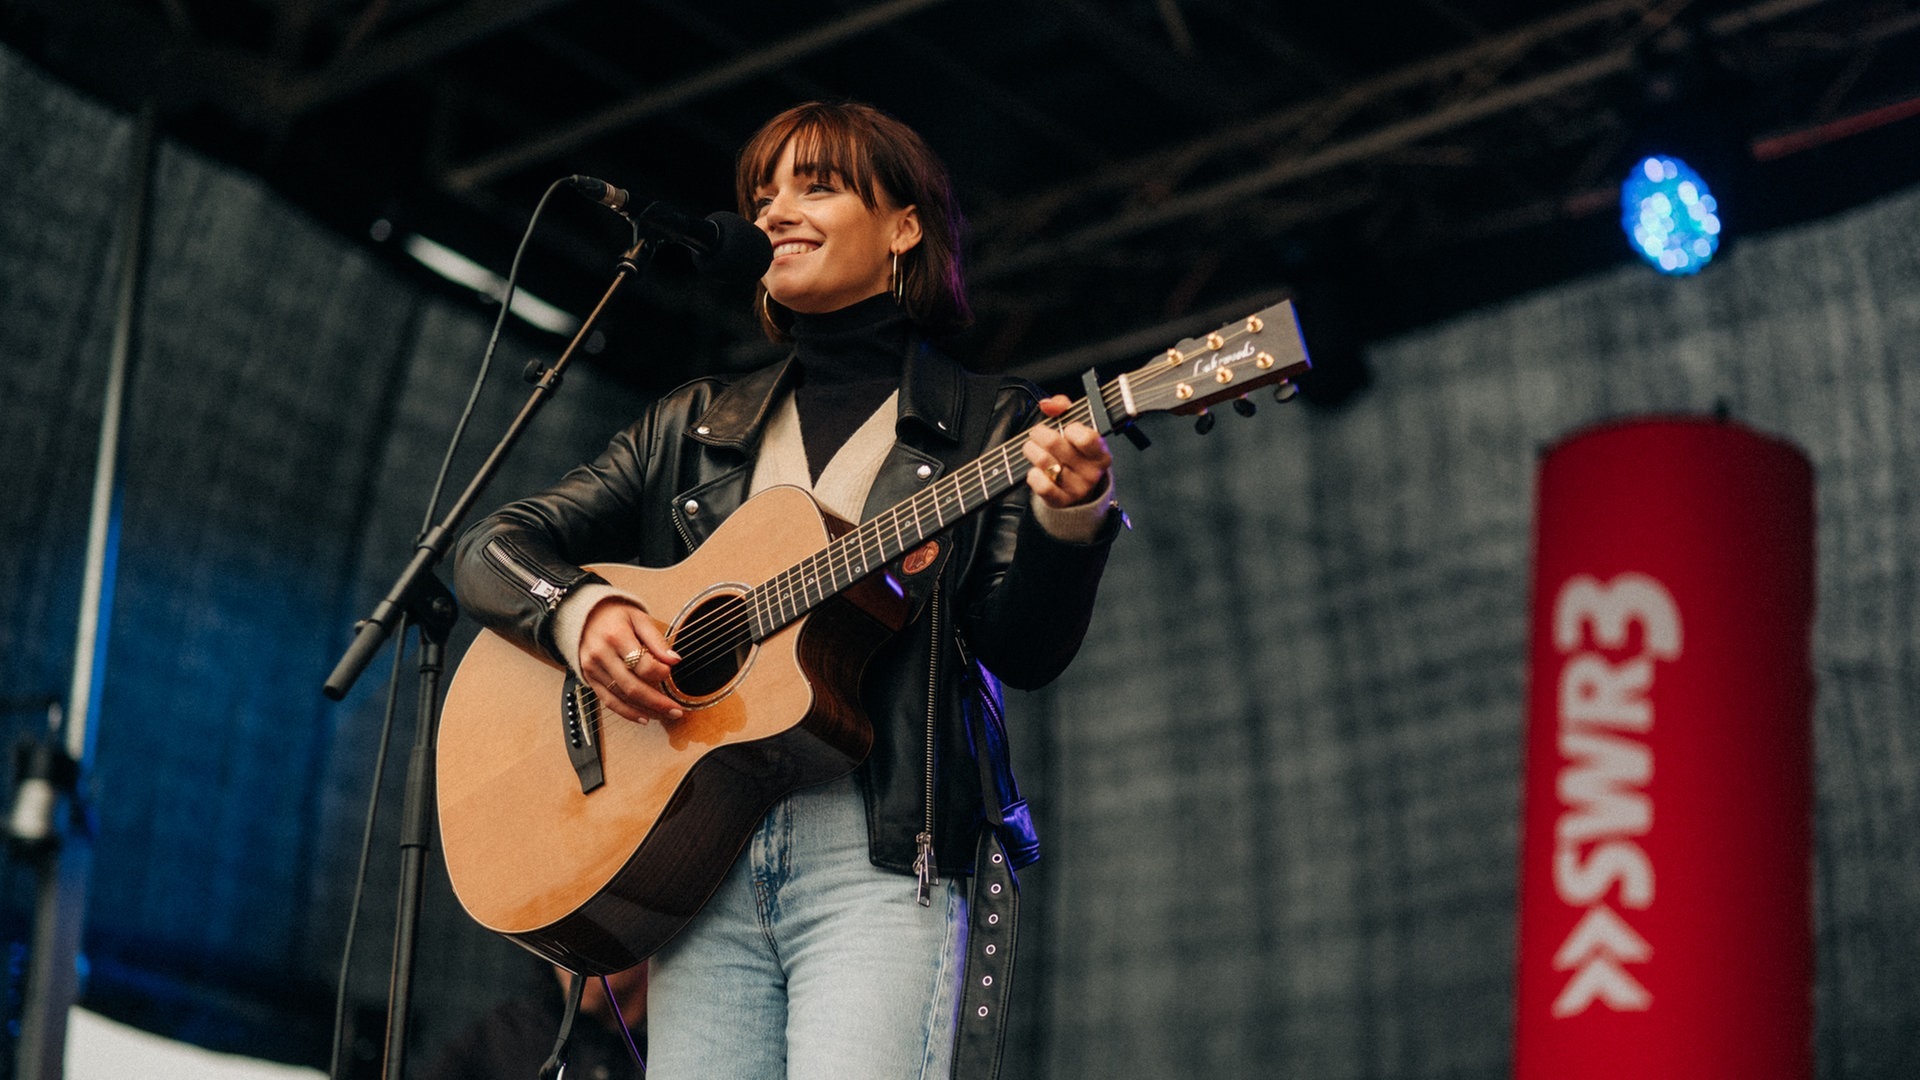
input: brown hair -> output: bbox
[735,101,971,342]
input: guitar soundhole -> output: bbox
[667,592,754,703]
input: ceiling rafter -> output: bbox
[970,46,1642,280]
[268,0,574,115]
[963,0,1867,283]
[439,0,951,192]
[964,0,1669,250]
[624,0,842,126]
[1052,0,1244,118]
[867,23,1115,175]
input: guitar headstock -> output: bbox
[1115,299,1312,420]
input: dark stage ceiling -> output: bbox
[7,0,1920,397]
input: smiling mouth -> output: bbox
[772,241,815,258]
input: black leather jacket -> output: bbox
[452,343,1118,879]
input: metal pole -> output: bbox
[14,99,157,1080]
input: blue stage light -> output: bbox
[1621,154,1722,275]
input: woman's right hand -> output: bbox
[577,599,683,723]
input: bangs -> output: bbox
[735,108,890,212]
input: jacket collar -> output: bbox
[688,337,969,451]
[894,339,968,446]
[684,357,797,452]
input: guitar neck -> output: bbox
[744,391,1111,641]
[739,298,1309,641]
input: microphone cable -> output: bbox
[325,176,614,1078]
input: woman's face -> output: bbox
[753,139,920,315]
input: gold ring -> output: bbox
[620,649,644,670]
[1047,463,1064,484]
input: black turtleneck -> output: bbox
[789,293,912,484]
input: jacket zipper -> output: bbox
[483,537,567,612]
[913,585,942,906]
[670,501,698,553]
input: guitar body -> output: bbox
[437,485,898,974]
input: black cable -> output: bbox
[327,616,410,1080]
[325,176,587,1078]
[601,972,647,1074]
[419,176,580,532]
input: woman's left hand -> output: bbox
[1023,395,1113,508]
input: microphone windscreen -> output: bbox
[692,212,774,286]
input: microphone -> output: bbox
[568,175,772,285]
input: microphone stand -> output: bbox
[322,235,655,1080]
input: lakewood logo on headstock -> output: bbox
[902,540,940,575]
[1191,339,1256,378]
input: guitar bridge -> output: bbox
[561,674,606,794]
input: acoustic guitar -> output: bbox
[437,300,1310,973]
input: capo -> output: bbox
[1080,368,1151,450]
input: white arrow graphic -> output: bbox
[1550,904,1652,1017]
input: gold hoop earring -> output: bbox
[891,251,905,306]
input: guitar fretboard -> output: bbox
[744,390,1111,642]
[699,297,1302,654]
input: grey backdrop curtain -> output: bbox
[1018,169,1920,1078]
[0,44,648,1063]
[3,41,1916,1077]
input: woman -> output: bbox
[453,101,1119,1079]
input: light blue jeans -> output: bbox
[645,773,966,1080]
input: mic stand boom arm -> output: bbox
[323,235,651,700]
[321,237,652,1080]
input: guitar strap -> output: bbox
[949,661,1022,1080]
[951,822,1019,1080]
[941,363,1031,1080]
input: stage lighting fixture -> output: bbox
[1621,153,1722,276]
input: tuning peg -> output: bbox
[1272,380,1298,403]
[1232,395,1257,417]
[1193,408,1215,435]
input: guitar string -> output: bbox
[657,319,1279,674]
[659,411,1082,671]
[658,326,1273,672]
[658,403,1093,672]
[660,327,1275,671]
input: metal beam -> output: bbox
[964,0,1666,245]
[1053,0,1242,117]
[269,0,580,115]
[441,0,952,192]
[966,0,1849,282]
[972,46,1639,279]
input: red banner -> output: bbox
[1514,417,1815,1078]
